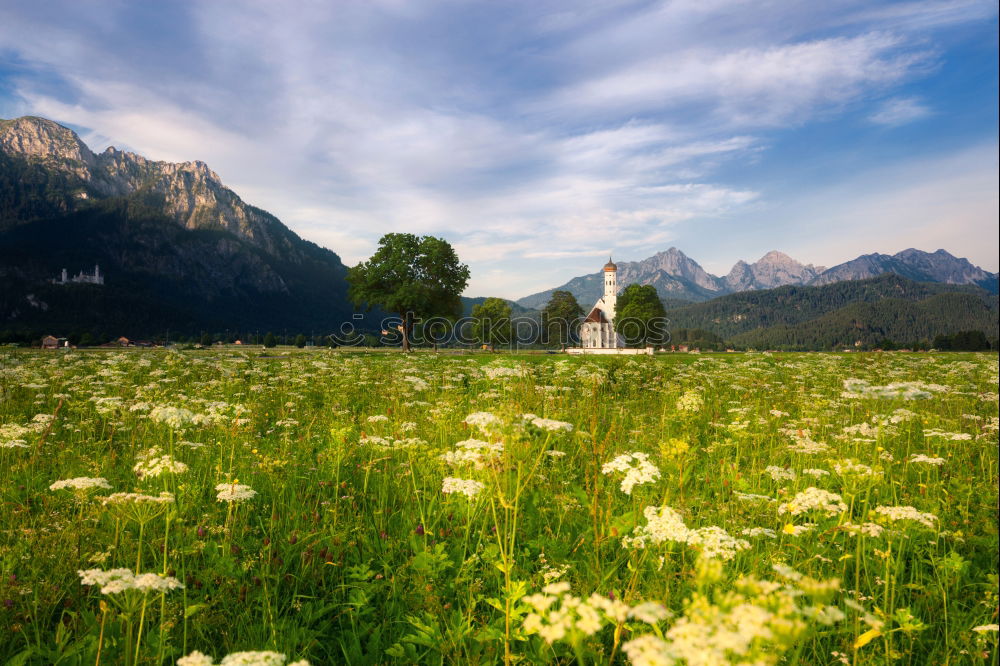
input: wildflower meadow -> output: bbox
[1,349,997,665]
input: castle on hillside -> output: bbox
[579,258,624,349]
[51,265,105,286]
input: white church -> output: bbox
[578,258,625,349]
[569,258,654,355]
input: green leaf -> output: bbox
[185,603,208,619]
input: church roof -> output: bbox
[603,257,618,272]
[584,306,608,323]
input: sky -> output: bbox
[0,0,997,297]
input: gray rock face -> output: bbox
[891,248,994,285]
[620,248,723,292]
[723,251,823,291]
[809,249,996,290]
[0,116,96,178]
[0,116,287,255]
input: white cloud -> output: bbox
[869,96,933,125]
[539,33,935,126]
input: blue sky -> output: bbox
[1,0,996,297]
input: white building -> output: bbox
[579,258,624,349]
[52,265,104,286]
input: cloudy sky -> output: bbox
[1,1,996,297]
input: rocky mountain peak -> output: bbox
[0,115,282,253]
[627,247,720,291]
[0,116,97,177]
[756,250,794,265]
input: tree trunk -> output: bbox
[401,311,412,352]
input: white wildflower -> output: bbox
[103,491,175,505]
[734,492,777,503]
[177,651,216,666]
[215,483,257,503]
[133,447,188,478]
[833,459,879,478]
[49,477,112,492]
[464,412,501,431]
[530,417,573,432]
[778,487,847,517]
[676,390,703,413]
[601,452,661,495]
[764,465,796,481]
[842,522,885,538]
[78,568,183,595]
[623,505,690,549]
[908,454,946,466]
[441,477,485,499]
[802,468,830,478]
[685,526,751,561]
[149,406,196,429]
[873,505,937,528]
[622,635,671,666]
[628,602,673,625]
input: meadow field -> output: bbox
[1,348,997,665]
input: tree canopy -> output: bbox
[347,233,470,351]
[615,284,667,347]
[470,297,512,350]
[542,290,584,348]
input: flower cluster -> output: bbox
[832,459,879,478]
[178,651,309,666]
[764,465,796,481]
[778,488,847,517]
[103,491,176,505]
[441,476,485,499]
[49,477,112,492]
[601,452,661,495]
[216,482,257,503]
[873,505,938,528]
[521,582,632,644]
[622,564,846,666]
[526,416,574,432]
[675,390,704,413]
[842,522,885,538]
[908,454,946,466]
[149,405,197,429]
[440,439,503,468]
[622,505,750,561]
[133,447,189,478]
[463,411,501,432]
[79,568,184,595]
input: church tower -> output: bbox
[603,258,618,318]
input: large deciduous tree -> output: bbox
[615,284,667,347]
[470,297,512,350]
[542,290,583,348]
[347,233,470,352]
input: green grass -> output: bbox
[1,349,997,665]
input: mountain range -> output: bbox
[0,116,351,336]
[517,247,998,309]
